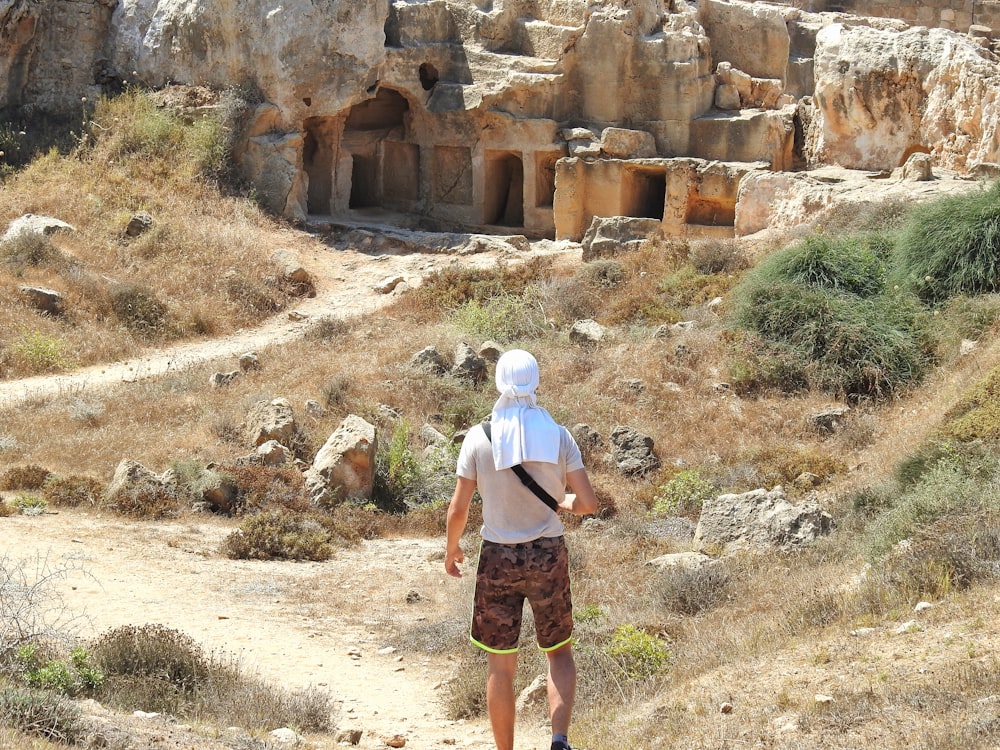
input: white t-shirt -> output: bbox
[456,422,585,544]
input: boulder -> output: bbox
[2,214,75,243]
[581,216,662,261]
[18,285,64,315]
[450,342,487,382]
[608,425,660,477]
[304,414,377,504]
[125,212,153,237]
[411,346,448,375]
[600,127,657,158]
[243,398,298,448]
[693,487,834,554]
[569,319,607,346]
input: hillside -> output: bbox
[2,88,1000,750]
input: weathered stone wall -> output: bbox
[800,0,1000,35]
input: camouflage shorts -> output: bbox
[471,536,573,653]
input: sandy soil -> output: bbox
[1,507,535,749]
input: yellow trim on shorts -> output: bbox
[539,635,573,653]
[471,635,518,654]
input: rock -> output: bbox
[571,423,604,454]
[515,674,548,712]
[419,423,449,447]
[385,735,407,748]
[581,216,662,261]
[270,249,315,297]
[600,127,657,158]
[569,319,608,346]
[238,352,261,371]
[105,459,173,510]
[646,552,716,571]
[1,214,75,243]
[410,346,447,375]
[255,439,294,466]
[808,406,850,433]
[693,487,834,554]
[478,340,504,362]
[450,342,487,382]
[608,425,660,477]
[901,151,933,181]
[209,370,241,388]
[125,212,153,237]
[375,275,405,294]
[304,414,377,504]
[18,285,64,315]
[243,398,298,448]
[198,470,239,514]
[305,399,326,418]
[269,727,301,744]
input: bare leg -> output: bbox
[486,651,518,750]
[546,643,576,738]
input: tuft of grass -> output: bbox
[9,333,75,373]
[450,285,548,343]
[0,687,84,745]
[892,180,1000,303]
[656,564,733,616]
[604,624,672,680]
[41,475,103,508]
[109,283,169,337]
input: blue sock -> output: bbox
[552,734,569,748]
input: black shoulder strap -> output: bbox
[481,421,560,513]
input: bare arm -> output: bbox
[445,476,477,577]
[561,468,599,516]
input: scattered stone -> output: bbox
[814,694,834,704]
[720,701,734,714]
[608,425,660,477]
[569,318,607,346]
[209,370,241,388]
[375,275,406,294]
[646,552,716,571]
[18,285,64,315]
[914,601,933,612]
[238,352,261,371]
[478,340,504,362]
[305,399,326,418]
[125,212,153,237]
[405,589,423,603]
[385,734,407,748]
[894,620,922,634]
[450,341,487,382]
[243,398,298,448]
[411,346,447,375]
[515,674,548,712]
[269,727,301,744]
[808,406,850,433]
[271,249,315,296]
[2,214,75,242]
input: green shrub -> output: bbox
[15,644,104,696]
[109,282,169,336]
[604,624,672,680]
[892,180,1000,303]
[451,285,548,343]
[651,469,716,518]
[865,452,1000,558]
[939,366,1000,443]
[10,332,74,373]
[751,233,891,298]
[0,686,84,744]
[12,493,47,516]
[42,475,103,507]
[0,465,53,490]
[221,510,337,561]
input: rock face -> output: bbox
[2,0,999,242]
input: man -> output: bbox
[445,349,598,750]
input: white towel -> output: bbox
[490,350,561,470]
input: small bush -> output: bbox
[228,464,309,514]
[739,445,846,489]
[604,624,671,680]
[651,469,716,518]
[892,180,1000,303]
[0,232,65,271]
[102,480,179,518]
[406,257,554,315]
[16,644,104,696]
[0,465,53,490]
[221,510,337,561]
[90,624,207,696]
[688,237,747,275]
[451,285,548,343]
[0,686,84,744]
[110,282,168,336]
[0,499,12,517]
[10,332,74,373]
[657,564,733,616]
[13,493,47,516]
[322,372,352,408]
[940,366,1000,443]
[225,275,279,315]
[67,398,105,427]
[42,475,103,508]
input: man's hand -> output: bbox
[445,546,464,577]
